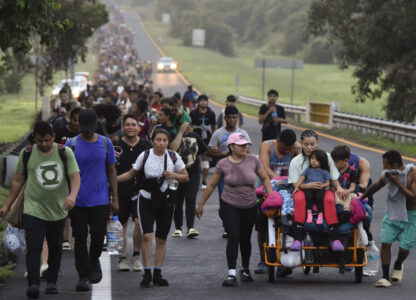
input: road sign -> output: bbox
[254,58,303,103]
[254,59,303,69]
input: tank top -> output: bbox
[382,163,414,222]
[269,140,292,177]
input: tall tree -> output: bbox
[0,0,66,53]
[307,0,416,122]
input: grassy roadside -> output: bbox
[132,5,415,158]
[133,5,388,118]
[0,52,97,144]
[0,186,15,284]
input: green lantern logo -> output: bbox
[36,161,63,190]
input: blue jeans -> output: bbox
[23,214,66,286]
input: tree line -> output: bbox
[0,0,108,95]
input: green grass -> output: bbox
[134,6,387,118]
[0,51,97,143]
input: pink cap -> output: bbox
[227,132,251,145]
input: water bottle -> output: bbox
[107,215,123,255]
[363,241,379,276]
[304,233,314,264]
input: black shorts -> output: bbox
[118,193,138,225]
[139,192,175,240]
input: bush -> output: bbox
[302,37,335,64]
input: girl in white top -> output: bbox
[118,128,189,287]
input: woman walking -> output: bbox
[196,132,276,286]
[118,128,189,287]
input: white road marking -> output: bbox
[91,252,112,300]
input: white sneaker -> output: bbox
[132,255,143,272]
[172,229,183,237]
[187,228,200,239]
[118,258,130,271]
[201,183,207,190]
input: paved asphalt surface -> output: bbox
[1,5,415,300]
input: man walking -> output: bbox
[190,94,216,190]
[115,114,151,271]
[359,150,416,288]
[258,89,287,141]
[0,121,80,298]
[66,109,119,291]
[216,95,244,129]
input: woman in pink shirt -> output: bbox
[197,133,277,287]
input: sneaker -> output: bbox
[89,260,102,284]
[222,232,228,239]
[153,274,169,286]
[75,277,90,292]
[26,285,39,299]
[140,272,152,288]
[290,240,302,251]
[331,240,345,252]
[62,241,71,251]
[132,255,143,272]
[222,275,237,287]
[172,229,183,237]
[45,282,59,294]
[254,261,266,274]
[40,263,48,280]
[118,258,130,271]
[240,269,253,282]
[201,182,207,190]
[187,228,199,239]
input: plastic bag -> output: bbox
[1,224,26,255]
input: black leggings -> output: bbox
[305,189,325,213]
[219,200,257,269]
[174,168,200,230]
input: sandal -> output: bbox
[375,278,391,288]
[391,265,404,283]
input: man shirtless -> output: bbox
[359,150,416,288]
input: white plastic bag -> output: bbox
[1,224,26,255]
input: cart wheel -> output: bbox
[267,266,275,283]
[302,266,311,275]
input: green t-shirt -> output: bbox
[16,144,80,221]
[172,109,192,135]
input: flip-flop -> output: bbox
[391,265,404,283]
[375,278,391,288]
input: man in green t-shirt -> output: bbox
[0,121,80,299]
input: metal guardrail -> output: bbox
[237,94,416,143]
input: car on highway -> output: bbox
[51,77,87,99]
[156,57,177,72]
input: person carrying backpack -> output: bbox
[0,121,80,298]
[65,109,119,292]
[118,128,189,287]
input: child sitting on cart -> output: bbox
[331,145,359,223]
[291,149,344,252]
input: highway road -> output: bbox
[1,5,415,300]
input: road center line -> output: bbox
[91,252,112,300]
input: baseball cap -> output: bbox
[79,109,98,131]
[227,132,251,146]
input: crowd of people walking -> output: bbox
[0,7,415,299]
